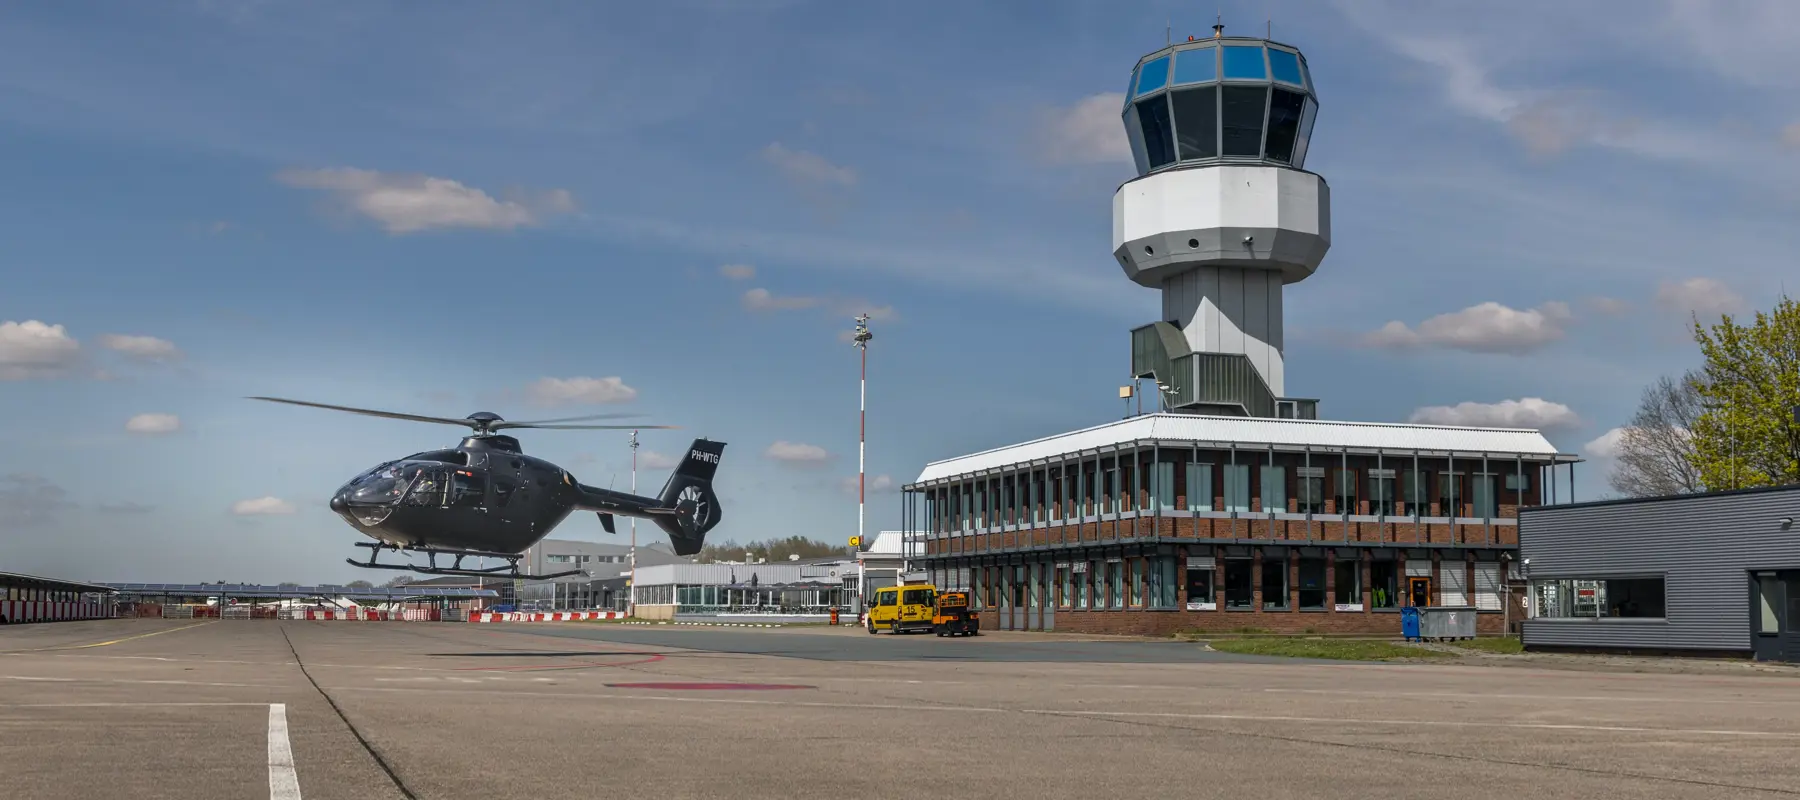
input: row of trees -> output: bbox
[1609,296,1800,496]
[695,536,853,564]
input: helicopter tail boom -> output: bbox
[573,438,725,556]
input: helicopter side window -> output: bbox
[450,471,486,506]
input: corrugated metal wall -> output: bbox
[1519,486,1800,651]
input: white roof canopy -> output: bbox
[910,413,1576,486]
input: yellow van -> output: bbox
[866,584,936,634]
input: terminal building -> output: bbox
[900,30,1578,636]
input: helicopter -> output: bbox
[250,396,726,580]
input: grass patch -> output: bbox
[1445,636,1524,655]
[1208,637,1453,662]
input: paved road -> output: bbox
[4,619,1800,800]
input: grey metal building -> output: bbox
[1518,485,1800,662]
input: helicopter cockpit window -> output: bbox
[344,463,414,505]
[403,467,451,507]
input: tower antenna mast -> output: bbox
[628,429,638,616]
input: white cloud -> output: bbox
[1781,122,1800,150]
[524,376,638,407]
[719,264,756,280]
[1406,398,1582,431]
[99,334,181,362]
[639,450,681,470]
[742,287,821,312]
[1039,92,1132,164]
[765,440,830,465]
[1654,277,1745,317]
[0,320,82,380]
[275,167,575,234]
[1587,296,1631,315]
[760,143,857,188]
[1583,427,1628,459]
[125,413,181,435]
[743,288,897,322]
[1362,301,1573,354]
[839,473,896,496]
[231,496,296,515]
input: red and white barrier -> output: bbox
[294,608,446,621]
[0,601,110,624]
[467,611,625,623]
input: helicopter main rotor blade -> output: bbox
[247,397,481,429]
[499,423,678,430]
[491,412,647,427]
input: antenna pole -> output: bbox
[628,430,638,617]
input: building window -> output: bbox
[1758,574,1780,633]
[1296,467,1324,514]
[1186,560,1216,609]
[1298,557,1326,609]
[1108,467,1122,514]
[1028,564,1042,608]
[1371,561,1399,608]
[1153,557,1178,608]
[1439,472,1463,517]
[1032,474,1044,524]
[975,485,986,529]
[1402,470,1430,516]
[1367,469,1396,516]
[1441,561,1469,606]
[1152,460,1176,511]
[1334,558,1363,608]
[1057,565,1071,609]
[1262,554,1289,610]
[1472,473,1498,518]
[1333,468,1357,514]
[548,555,573,563]
[1108,560,1125,609]
[1129,559,1145,607]
[1223,464,1251,512]
[1260,465,1286,513]
[1474,562,1502,611]
[1074,563,1090,609]
[1532,577,1666,618]
[1186,462,1214,511]
[1224,559,1254,609]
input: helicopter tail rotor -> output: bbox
[650,439,726,556]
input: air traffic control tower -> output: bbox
[1117,27,1327,421]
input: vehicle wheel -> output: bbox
[866,620,876,634]
[891,621,900,634]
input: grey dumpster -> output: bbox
[1417,606,1477,641]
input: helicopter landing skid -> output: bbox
[348,541,583,581]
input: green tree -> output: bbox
[695,536,853,563]
[1689,295,1800,489]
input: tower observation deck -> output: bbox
[1117,29,1329,420]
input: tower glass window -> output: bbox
[1263,88,1306,164]
[1136,96,1176,169]
[1267,48,1304,86]
[1221,44,1267,80]
[1171,87,1218,161]
[1172,46,1217,84]
[1220,85,1268,157]
[1136,55,1170,96]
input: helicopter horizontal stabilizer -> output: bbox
[651,439,726,556]
[597,512,616,534]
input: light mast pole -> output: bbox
[851,314,873,611]
[628,430,638,616]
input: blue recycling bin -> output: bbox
[1400,606,1421,641]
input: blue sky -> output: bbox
[3,0,1797,583]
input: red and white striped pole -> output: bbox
[851,313,873,609]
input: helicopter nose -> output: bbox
[329,493,349,514]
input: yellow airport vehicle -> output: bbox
[865,583,936,634]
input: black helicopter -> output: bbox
[251,396,726,580]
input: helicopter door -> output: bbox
[403,468,451,507]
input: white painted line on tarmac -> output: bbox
[1263,687,1800,705]
[268,703,301,800]
[1,674,272,688]
[327,685,1800,738]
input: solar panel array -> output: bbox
[102,583,500,599]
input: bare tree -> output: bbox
[1609,370,1707,497]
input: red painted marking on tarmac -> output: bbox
[603,682,815,691]
[451,654,666,672]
